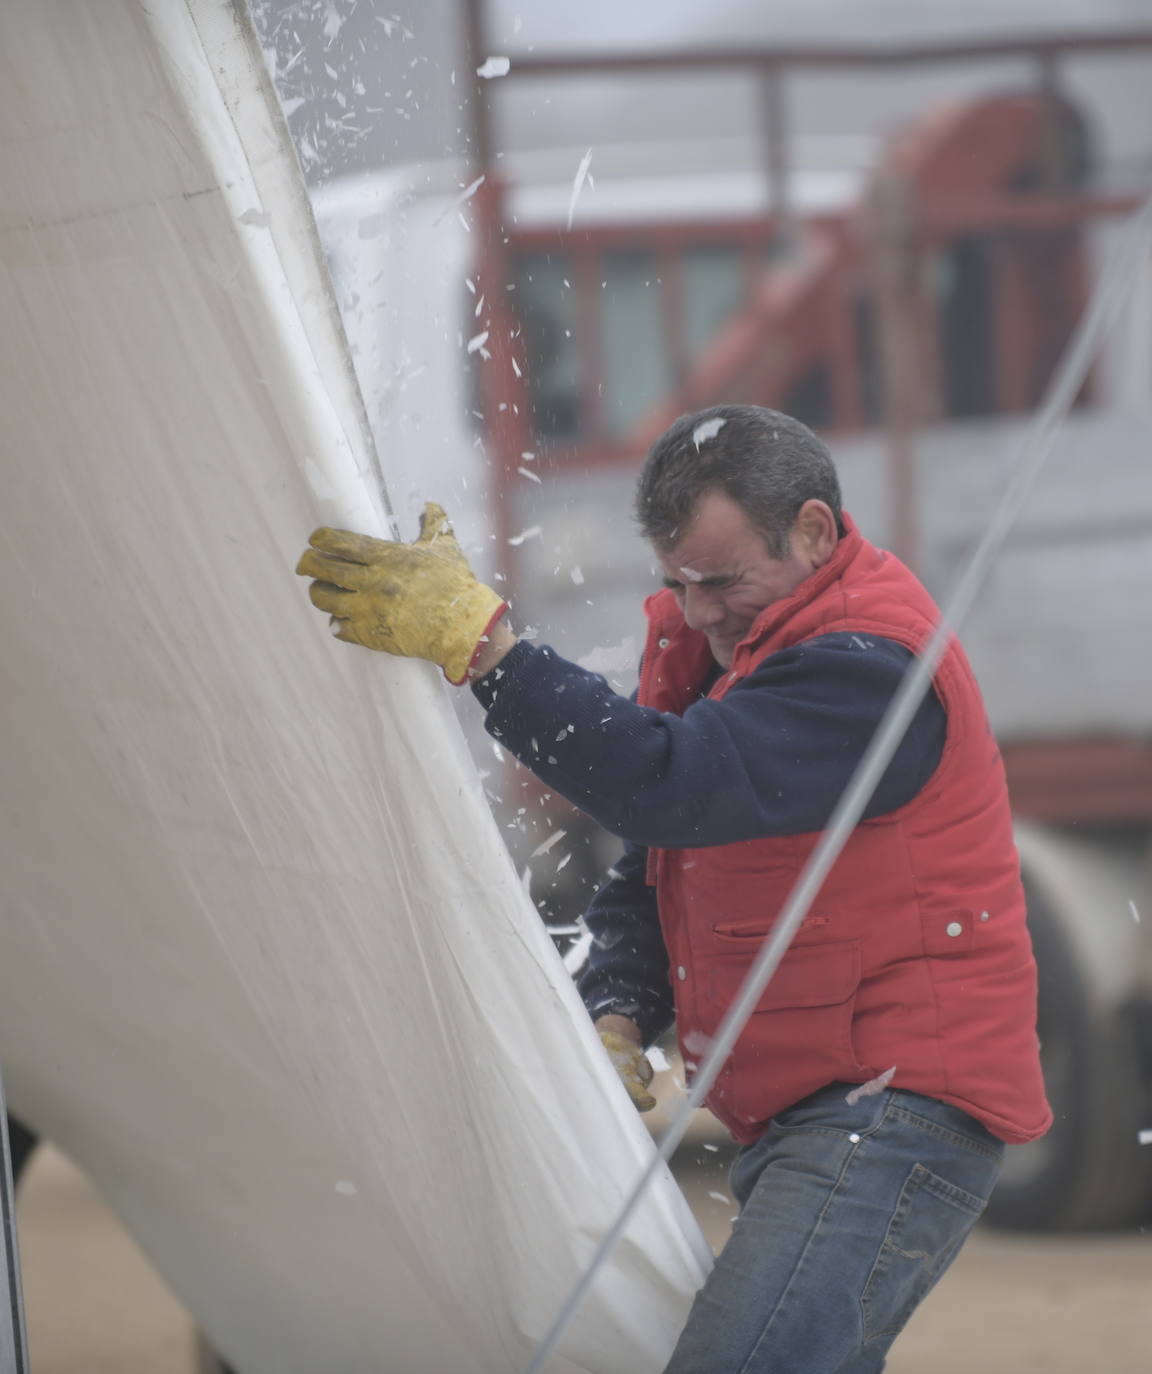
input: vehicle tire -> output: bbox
[984,870,1152,1231]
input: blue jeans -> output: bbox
[663,1083,1004,1373]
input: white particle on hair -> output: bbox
[679,566,704,582]
[692,417,726,449]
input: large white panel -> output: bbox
[0,3,709,1370]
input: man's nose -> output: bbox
[682,586,725,631]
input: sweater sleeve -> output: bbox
[472,631,946,849]
[575,839,674,1047]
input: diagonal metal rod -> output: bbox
[0,1071,30,1374]
[525,187,1152,1374]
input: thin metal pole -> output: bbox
[869,169,922,570]
[524,187,1152,1374]
[1035,49,1069,191]
[461,0,530,595]
[0,1074,30,1374]
[760,64,795,259]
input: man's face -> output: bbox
[655,491,825,668]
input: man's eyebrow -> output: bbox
[662,572,735,590]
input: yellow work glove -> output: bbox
[599,1029,657,1114]
[295,502,508,685]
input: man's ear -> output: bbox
[794,500,839,567]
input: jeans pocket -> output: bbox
[860,1162,986,1341]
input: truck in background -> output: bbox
[311,34,1152,1231]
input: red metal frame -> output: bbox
[500,109,1138,469]
[1003,740,1152,823]
[502,31,1152,81]
[461,8,1152,820]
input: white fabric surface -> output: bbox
[0,3,710,1370]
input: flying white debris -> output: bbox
[567,148,593,230]
[845,1067,897,1105]
[647,1045,670,1072]
[322,2,343,43]
[508,526,542,546]
[455,174,485,206]
[681,1029,714,1057]
[530,829,567,859]
[477,55,511,79]
[433,175,486,227]
[577,636,638,678]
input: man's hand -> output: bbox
[597,1016,657,1113]
[295,502,509,684]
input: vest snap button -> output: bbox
[979,911,990,922]
[945,921,963,937]
[658,637,670,649]
[677,965,687,981]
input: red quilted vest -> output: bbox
[638,517,1051,1145]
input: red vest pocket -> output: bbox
[708,933,862,1010]
[702,939,869,1140]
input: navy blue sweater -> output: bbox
[472,631,946,1043]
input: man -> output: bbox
[296,404,1050,1373]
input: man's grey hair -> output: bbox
[635,404,846,558]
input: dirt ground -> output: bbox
[15,1143,1152,1373]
